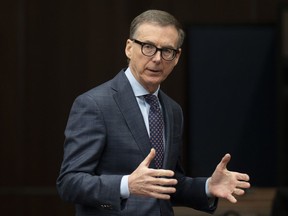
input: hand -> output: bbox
[208,153,250,203]
[128,148,177,200]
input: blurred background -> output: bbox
[1,0,288,215]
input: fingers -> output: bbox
[143,178,177,200]
[233,188,245,196]
[236,173,250,189]
[237,173,250,182]
[217,153,231,170]
[229,173,250,202]
[147,173,177,199]
[150,168,175,178]
[237,180,250,189]
[150,192,171,200]
[226,194,237,203]
[141,148,156,167]
[149,190,173,200]
[148,185,177,200]
[150,174,178,186]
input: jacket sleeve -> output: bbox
[171,158,218,214]
[56,93,123,211]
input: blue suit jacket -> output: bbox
[57,69,217,215]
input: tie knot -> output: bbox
[144,94,160,108]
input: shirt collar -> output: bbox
[124,67,160,97]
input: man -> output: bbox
[57,9,250,216]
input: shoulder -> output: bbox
[159,90,182,111]
[76,69,128,101]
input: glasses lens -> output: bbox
[142,44,157,56]
[161,49,176,61]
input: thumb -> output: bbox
[141,148,156,167]
[218,153,231,170]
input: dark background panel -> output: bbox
[187,26,277,186]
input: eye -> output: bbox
[143,43,155,51]
[162,48,174,55]
[163,49,173,54]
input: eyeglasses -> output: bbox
[131,39,180,61]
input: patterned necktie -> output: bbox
[144,94,164,169]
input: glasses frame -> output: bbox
[131,39,180,61]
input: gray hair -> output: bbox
[129,10,185,48]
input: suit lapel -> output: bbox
[111,71,152,159]
[110,70,178,169]
[159,91,175,169]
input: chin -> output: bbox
[146,80,162,89]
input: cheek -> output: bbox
[131,56,149,70]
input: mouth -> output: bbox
[147,68,161,73]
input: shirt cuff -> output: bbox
[205,178,212,197]
[205,178,216,207]
[120,175,130,199]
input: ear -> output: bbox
[125,39,133,59]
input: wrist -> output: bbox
[205,177,213,198]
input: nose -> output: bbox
[152,50,162,62]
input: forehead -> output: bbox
[135,23,179,47]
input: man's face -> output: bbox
[125,23,181,93]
